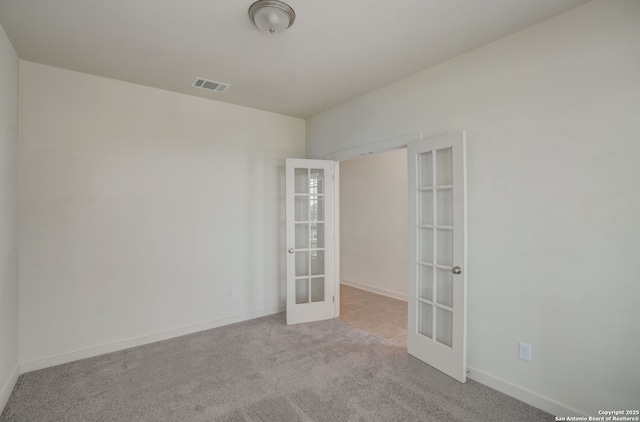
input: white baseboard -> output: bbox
[20,306,285,374]
[0,364,20,415]
[467,366,586,417]
[341,278,407,302]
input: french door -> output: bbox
[285,159,336,325]
[284,132,467,382]
[407,132,467,382]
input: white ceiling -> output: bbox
[0,0,589,118]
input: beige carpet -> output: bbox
[1,313,551,421]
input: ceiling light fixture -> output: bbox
[248,0,296,35]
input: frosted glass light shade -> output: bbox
[249,0,296,35]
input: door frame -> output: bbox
[324,131,424,319]
[324,132,423,162]
[325,132,424,318]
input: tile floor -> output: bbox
[338,284,408,348]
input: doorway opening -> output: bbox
[337,147,409,348]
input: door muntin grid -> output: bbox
[416,148,455,348]
[294,168,326,304]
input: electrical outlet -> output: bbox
[519,342,532,362]
[231,289,238,299]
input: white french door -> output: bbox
[407,132,467,382]
[285,159,336,325]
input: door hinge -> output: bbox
[333,296,335,303]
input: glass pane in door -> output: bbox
[310,251,324,276]
[419,152,433,187]
[295,251,309,277]
[418,264,433,301]
[436,188,453,226]
[435,268,453,308]
[436,308,453,347]
[419,228,434,262]
[295,168,309,193]
[295,197,309,221]
[436,148,453,186]
[310,196,324,221]
[296,279,309,304]
[419,191,434,225]
[295,223,309,249]
[436,229,453,267]
[310,277,325,303]
[418,301,433,339]
[309,169,324,194]
[310,223,324,248]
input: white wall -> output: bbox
[340,149,407,299]
[308,0,640,416]
[19,61,305,367]
[0,23,20,412]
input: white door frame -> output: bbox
[324,132,423,162]
[325,132,423,318]
[324,131,423,319]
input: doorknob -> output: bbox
[452,266,462,275]
[288,248,294,254]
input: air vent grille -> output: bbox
[191,77,230,93]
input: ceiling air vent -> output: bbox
[191,77,230,93]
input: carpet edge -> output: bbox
[20,306,285,374]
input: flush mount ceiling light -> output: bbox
[248,0,296,35]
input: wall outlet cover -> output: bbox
[519,342,532,362]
